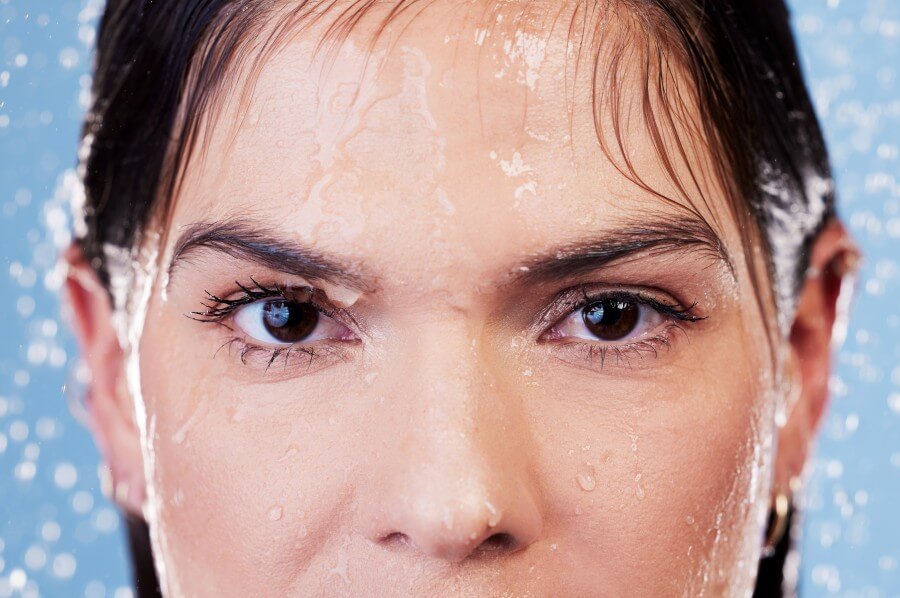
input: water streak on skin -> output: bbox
[172,399,210,445]
[107,234,181,596]
[106,3,794,593]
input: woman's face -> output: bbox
[118,5,782,596]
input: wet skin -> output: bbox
[66,1,851,596]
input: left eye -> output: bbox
[546,298,665,343]
[232,300,352,346]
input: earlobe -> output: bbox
[62,243,147,516]
[773,219,859,488]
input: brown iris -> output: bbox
[582,300,639,341]
[262,300,319,343]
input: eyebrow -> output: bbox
[168,219,377,291]
[168,214,734,291]
[506,215,735,287]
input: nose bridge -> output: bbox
[415,315,488,439]
[362,315,542,561]
[401,312,509,468]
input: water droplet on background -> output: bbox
[0,1,896,595]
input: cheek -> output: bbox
[136,316,363,593]
[525,358,774,591]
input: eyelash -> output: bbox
[188,278,344,372]
[188,280,706,373]
[189,278,336,321]
[538,286,706,370]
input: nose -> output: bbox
[375,475,543,562]
[360,323,543,563]
[364,327,542,562]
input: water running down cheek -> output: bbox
[106,5,790,592]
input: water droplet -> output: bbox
[24,544,47,570]
[328,538,352,583]
[280,444,300,460]
[41,521,61,542]
[54,462,77,489]
[576,472,596,492]
[52,552,77,579]
[9,568,26,590]
[173,403,207,444]
[485,500,501,527]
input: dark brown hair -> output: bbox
[80,0,833,595]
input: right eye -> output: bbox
[232,299,353,346]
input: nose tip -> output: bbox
[375,495,542,563]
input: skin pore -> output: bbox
[65,1,853,595]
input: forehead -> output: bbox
[170,0,733,277]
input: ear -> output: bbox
[62,243,146,516]
[774,219,858,492]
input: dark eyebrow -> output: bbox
[507,215,735,287]
[168,219,377,291]
[169,214,732,292]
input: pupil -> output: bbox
[262,301,318,342]
[582,299,639,341]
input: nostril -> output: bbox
[378,530,520,558]
[478,532,518,553]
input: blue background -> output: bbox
[0,0,897,595]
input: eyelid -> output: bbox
[535,286,707,372]
[188,279,359,375]
[186,278,362,346]
[189,279,333,323]
[536,284,704,340]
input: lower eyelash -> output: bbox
[554,322,689,370]
[214,335,345,373]
[189,278,355,373]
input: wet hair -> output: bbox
[79,0,834,595]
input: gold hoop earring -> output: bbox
[762,477,799,557]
